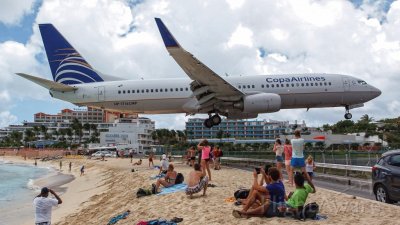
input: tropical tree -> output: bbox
[24,129,36,143]
[70,118,83,144]
[32,126,41,140]
[216,129,224,143]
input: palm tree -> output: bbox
[33,126,40,140]
[40,125,48,139]
[24,129,36,143]
[70,118,83,144]
[53,130,59,141]
[65,128,73,145]
[83,123,91,143]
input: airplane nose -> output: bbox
[372,87,381,98]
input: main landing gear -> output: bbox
[203,114,222,128]
[344,105,352,120]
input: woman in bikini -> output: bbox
[197,139,212,181]
[153,164,177,193]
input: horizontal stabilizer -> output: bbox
[16,73,77,92]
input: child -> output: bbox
[305,155,316,180]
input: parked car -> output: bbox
[372,149,400,203]
[92,150,116,158]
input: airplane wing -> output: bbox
[16,73,77,92]
[155,18,243,104]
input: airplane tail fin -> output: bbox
[38,24,104,85]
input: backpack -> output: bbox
[136,188,152,198]
[175,173,184,184]
[234,189,250,200]
[296,202,319,220]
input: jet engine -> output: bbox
[234,93,281,113]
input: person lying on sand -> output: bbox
[133,159,142,165]
[233,172,315,218]
[153,164,177,193]
[185,163,208,198]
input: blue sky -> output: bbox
[0,0,399,129]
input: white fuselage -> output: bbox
[50,73,381,115]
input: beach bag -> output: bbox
[296,202,319,220]
[136,188,152,198]
[234,188,250,200]
[175,173,184,184]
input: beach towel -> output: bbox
[156,183,187,195]
[107,210,130,225]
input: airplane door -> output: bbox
[343,77,351,92]
[97,86,105,101]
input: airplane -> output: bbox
[17,18,381,128]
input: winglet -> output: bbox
[154,18,180,48]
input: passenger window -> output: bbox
[261,85,264,88]
[306,83,309,86]
[266,84,269,88]
[170,88,173,92]
[252,85,255,88]
[296,83,299,87]
[390,155,400,167]
[141,90,144,93]
[315,83,318,86]
[180,88,183,91]
[310,83,313,86]
[123,90,126,94]
[118,90,121,94]
[146,89,149,93]
[286,84,289,87]
[137,90,139,93]
[301,83,304,87]
[291,83,294,87]
[155,89,158,92]
[127,90,130,93]
[324,82,327,86]
[176,88,178,91]
[243,86,246,89]
[160,89,163,92]
[271,84,274,88]
[165,88,168,92]
[320,82,323,86]
[281,84,284,87]
[328,82,332,86]
[132,90,135,93]
[151,89,153,92]
[247,85,250,88]
[186,87,189,91]
[238,85,241,89]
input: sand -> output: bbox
[5,156,400,225]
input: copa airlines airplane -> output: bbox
[17,18,381,128]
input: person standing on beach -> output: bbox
[149,152,154,167]
[290,130,311,182]
[80,165,85,176]
[69,162,72,172]
[35,159,37,166]
[34,187,62,225]
[284,139,293,186]
[197,139,212,181]
[59,161,62,170]
[273,139,284,181]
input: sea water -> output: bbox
[0,160,50,225]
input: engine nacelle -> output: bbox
[236,93,281,114]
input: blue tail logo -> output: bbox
[39,24,104,85]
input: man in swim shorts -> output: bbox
[185,163,208,198]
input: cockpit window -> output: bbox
[357,80,367,85]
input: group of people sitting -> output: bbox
[233,165,316,219]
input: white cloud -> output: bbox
[0,0,35,25]
[0,0,400,130]
[0,111,17,128]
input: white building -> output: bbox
[99,117,155,152]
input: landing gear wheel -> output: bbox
[344,113,352,120]
[211,114,222,125]
[204,119,213,128]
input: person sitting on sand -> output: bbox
[153,164,177,193]
[133,158,142,165]
[34,187,62,225]
[185,163,208,198]
[238,167,286,212]
[232,172,315,219]
[159,154,169,174]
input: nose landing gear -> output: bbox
[203,114,222,128]
[344,105,352,119]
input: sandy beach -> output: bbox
[4,155,400,225]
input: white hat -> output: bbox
[162,154,167,159]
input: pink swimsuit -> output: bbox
[201,146,211,159]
